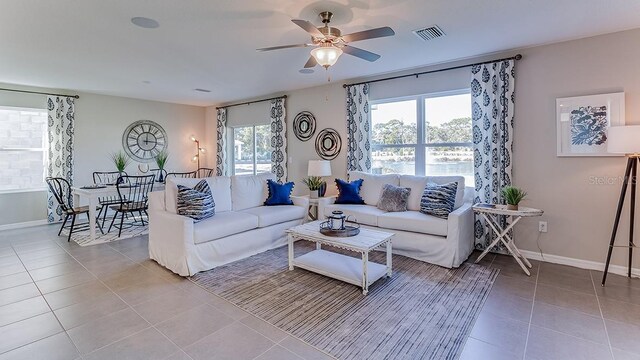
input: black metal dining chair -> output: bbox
[165,171,197,180]
[93,171,127,232]
[196,168,214,178]
[108,175,155,237]
[46,177,91,242]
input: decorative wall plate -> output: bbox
[293,111,316,141]
[315,128,341,160]
[122,120,168,162]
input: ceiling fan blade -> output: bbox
[304,56,318,68]
[256,44,311,52]
[291,19,325,38]
[341,27,395,43]
[342,45,381,62]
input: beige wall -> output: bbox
[0,84,205,226]
[208,28,640,269]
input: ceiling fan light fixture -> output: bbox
[311,45,343,69]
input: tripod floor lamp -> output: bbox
[602,125,640,286]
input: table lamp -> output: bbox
[307,160,332,198]
[602,125,640,285]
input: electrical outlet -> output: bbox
[539,221,548,233]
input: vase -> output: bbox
[318,182,327,197]
[507,204,519,211]
[310,190,319,199]
[157,171,164,183]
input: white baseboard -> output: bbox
[520,249,640,278]
[0,219,49,231]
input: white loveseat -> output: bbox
[148,173,308,276]
[318,171,474,268]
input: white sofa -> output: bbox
[318,171,474,268]
[148,173,308,276]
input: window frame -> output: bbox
[0,106,49,194]
[230,124,271,176]
[370,88,472,177]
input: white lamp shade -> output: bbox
[308,160,332,177]
[608,125,640,154]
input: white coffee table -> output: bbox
[286,221,394,295]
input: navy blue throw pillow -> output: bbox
[264,179,294,206]
[334,178,365,204]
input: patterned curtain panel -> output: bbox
[270,97,287,182]
[216,107,228,176]
[471,59,516,251]
[47,96,75,223]
[346,84,372,172]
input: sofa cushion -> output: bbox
[377,211,448,237]
[193,211,258,244]
[420,182,458,219]
[334,178,365,204]
[264,180,294,206]
[231,173,275,211]
[324,204,387,226]
[349,171,400,206]
[241,205,305,228]
[400,175,465,211]
[176,180,215,222]
[166,176,232,214]
[377,184,410,212]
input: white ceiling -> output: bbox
[2,0,640,106]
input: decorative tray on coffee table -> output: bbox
[319,221,360,237]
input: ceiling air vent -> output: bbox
[413,25,445,41]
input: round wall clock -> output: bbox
[122,120,168,162]
[293,111,316,141]
[315,128,341,160]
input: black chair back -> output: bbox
[196,168,214,178]
[115,175,155,209]
[166,171,197,180]
[46,177,73,212]
[93,171,125,185]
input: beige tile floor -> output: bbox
[0,225,639,360]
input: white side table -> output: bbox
[473,204,544,276]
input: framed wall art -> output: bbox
[556,92,625,157]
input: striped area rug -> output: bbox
[190,242,498,360]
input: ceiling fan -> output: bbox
[257,11,395,69]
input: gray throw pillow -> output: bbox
[176,180,215,222]
[420,182,458,219]
[377,184,411,212]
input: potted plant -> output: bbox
[110,151,131,183]
[154,150,169,183]
[302,176,324,199]
[502,186,527,210]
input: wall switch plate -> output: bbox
[539,221,548,233]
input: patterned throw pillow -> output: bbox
[176,180,215,222]
[377,184,410,212]
[334,178,365,204]
[420,182,458,219]
[264,179,295,206]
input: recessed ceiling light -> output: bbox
[299,69,314,74]
[194,88,211,93]
[142,80,151,84]
[131,17,159,29]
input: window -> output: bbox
[0,106,48,192]
[232,125,272,175]
[371,90,474,184]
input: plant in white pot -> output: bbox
[154,150,169,183]
[302,176,324,199]
[502,186,527,210]
[110,151,131,183]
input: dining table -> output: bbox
[71,182,164,241]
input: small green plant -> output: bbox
[111,151,131,172]
[154,150,169,170]
[302,176,323,190]
[502,186,527,205]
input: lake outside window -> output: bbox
[371,90,473,184]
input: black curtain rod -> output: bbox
[343,54,522,88]
[0,87,80,99]
[216,95,287,110]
